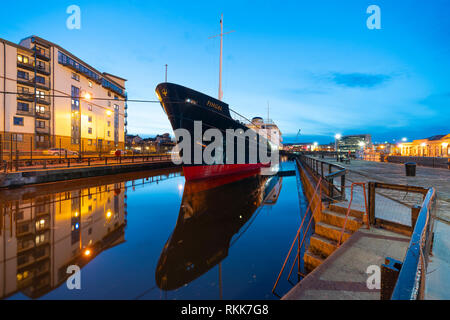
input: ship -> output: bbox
[156,82,275,180]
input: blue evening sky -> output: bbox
[1,0,449,144]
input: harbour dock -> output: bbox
[0,154,179,188]
[278,154,446,300]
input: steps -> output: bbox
[303,204,365,274]
[321,209,362,232]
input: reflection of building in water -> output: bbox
[0,183,126,299]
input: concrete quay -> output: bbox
[283,227,409,300]
[283,156,448,300]
[0,159,179,188]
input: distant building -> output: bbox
[397,134,449,157]
[337,134,372,153]
[126,134,143,146]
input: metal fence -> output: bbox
[1,154,174,173]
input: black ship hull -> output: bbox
[156,83,271,181]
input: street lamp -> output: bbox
[335,134,342,160]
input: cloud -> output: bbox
[330,72,391,88]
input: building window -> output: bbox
[13,117,24,126]
[36,90,45,98]
[107,131,110,137]
[72,73,80,81]
[35,76,45,84]
[17,102,29,112]
[88,139,92,146]
[17,54,30,64]
[36,105,45,114]
[88,116,92,122]
[108,91,111,97]
[88,128,92,134]
[17,71,29,80]
[88,104,92,111]
[13,134,23,142]
[107,121,110,127]
[36,120,45,128]
[88,81,92,88]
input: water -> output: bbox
[0,160,309,300]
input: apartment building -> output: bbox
[0,36,127,156]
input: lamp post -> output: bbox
[335,134,342,161]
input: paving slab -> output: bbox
[283,227,410,300]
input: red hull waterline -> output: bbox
[183,163,269,181]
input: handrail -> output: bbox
[391,187,436,300]
[325,168,347,180]
[286,187,321,281]
[337,182,369,247]
[271,176,323,294]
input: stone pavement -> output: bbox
[283,227,410,300]
[324,158,450,222]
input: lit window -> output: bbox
[88,81,92,88]
[17,55,23,63]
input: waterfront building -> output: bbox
[337,134,372,153]
[0,36,127,157]
[396,134,450,157]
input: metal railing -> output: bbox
[391,187,436,300]
[298,154,347,201]
[0,154,174,173]
[272,175,323,296]
[337,182,369,247]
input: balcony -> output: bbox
[17,77,51,90]
[17,59,35,71]
[36,63,51,75]
[36,94,51,105]
[34,78,51,90]
[17,90,34,102]
[35,126,50,134]
[35,110,51,120]
[16,108,34,117]
[33,46,50,61]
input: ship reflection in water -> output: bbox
[0,163,299,299]
[0,169,180,299]
[156,172,282,292]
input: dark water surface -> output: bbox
[1,160,309,300]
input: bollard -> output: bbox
[381,257,403,300]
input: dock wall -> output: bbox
[0,161,180,188]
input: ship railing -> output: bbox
[229,108,264,130]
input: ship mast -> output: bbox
[209,14,235,101]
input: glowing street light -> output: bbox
[335,134,342,160]
[106,110,112,116]
[83,92,92,101]
[402,137,407,142]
